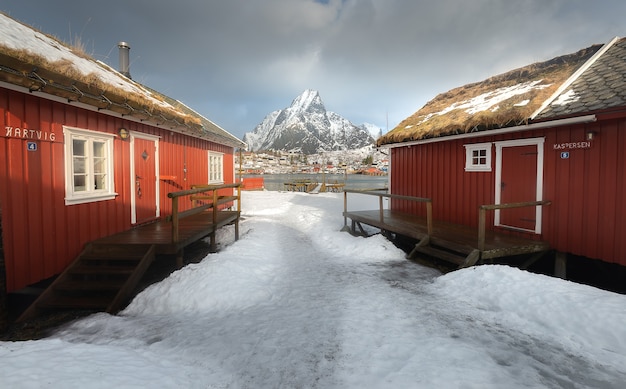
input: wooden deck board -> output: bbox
[94,211,239,254]
[344,209,549,259]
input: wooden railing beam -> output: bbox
[343,189,433,238]
[477,200,551,251]
[168,182,242,245]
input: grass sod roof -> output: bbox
[377,44,602,146]
[0,47,200,128]
[0,12,244,147]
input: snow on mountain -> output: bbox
[243,90,377,154]
[359,122,383,139]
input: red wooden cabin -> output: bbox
[0,14,245,296]
[377,37,626,279]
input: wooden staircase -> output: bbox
[18,243,156,322]
[407,236,481,269]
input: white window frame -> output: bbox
[209,151,224,184]
[63,126,116,205]
[464,142,492,172]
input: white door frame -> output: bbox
[130,131,160,224]
[494,137,544,234]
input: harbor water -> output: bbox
[242,173,388,192]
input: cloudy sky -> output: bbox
[2,1,625,139]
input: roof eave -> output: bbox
[379,114,597,149]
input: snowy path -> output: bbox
[2,191,626,388]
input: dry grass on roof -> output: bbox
[378,44,602,146]
[0,43,202,129]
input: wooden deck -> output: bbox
[342,190,550,268]
[94,210,240,255]
[17,184,242,322]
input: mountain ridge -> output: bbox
[243,90,377,154]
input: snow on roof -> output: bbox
[551,89,580,106]
[378,44,602,146]
[414,80,550,127]
[0,13,169,109]
[0,13,244,146]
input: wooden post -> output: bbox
[212,189,218,225]
[211,189,218,251]
[426,201,433,236]
[235,184,241,241]
[555,252,567,279]
[478,207,486,251]
[176,249,184,269]
[171,196,179,243]
[237,183,241,213]
[379,195,384,223]
[343,191,348,228]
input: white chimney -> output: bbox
[118,41,131,79]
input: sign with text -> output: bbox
[3,126,58,142]
[553,141,591,150]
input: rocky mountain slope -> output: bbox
[243,89,377,154]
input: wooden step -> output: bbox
[68,265,135,276]
[17,244,156,322]
[53,280,125,292]
[79,254,143,262]
[37,295,112,310]
[429,236,475,256]
[411,245,466,266]
[87,243,154,257]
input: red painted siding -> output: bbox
[390,117,626,267]
[392,138,494,227]
[542,118,626,265]
[0,88,237,291]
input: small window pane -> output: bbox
[74,175,86,191]
[93,141,105,157]
[73,139,86,156]
[73,157,86,173]
[472,149,487,165]
[94,174,106,190]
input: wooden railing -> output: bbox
[343,189,433,236]
[477,200,551,251]
[167,183,242,243]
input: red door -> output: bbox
[133,137,157,224]
[499,144,537,231]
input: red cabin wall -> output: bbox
[390,118,626,267]
[391,137,495,228]
[541,118,626,265]
[0,88,237,291]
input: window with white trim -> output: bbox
[209,152,224,184]
[464,142,492,172]
[64,126,116,205]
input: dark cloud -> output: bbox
[2,0,626,138]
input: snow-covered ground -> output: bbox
[2,191,626,388]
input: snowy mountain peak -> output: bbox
[243,90,377,154]
[289,89,324,113]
